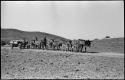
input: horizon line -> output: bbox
[1,27,124,40]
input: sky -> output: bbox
[1,1,124,40]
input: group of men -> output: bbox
[10,37,92,53]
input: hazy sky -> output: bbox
[1,1,124,40]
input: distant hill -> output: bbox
[1,28,124,53]
[1,28,70,42]
[89,37,124,53]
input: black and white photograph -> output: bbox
[1,1,124,79]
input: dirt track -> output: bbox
[1,47,124,79]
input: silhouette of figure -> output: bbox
[43,37,47,49]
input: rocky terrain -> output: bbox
[1,47,124,79]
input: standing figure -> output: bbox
[43,37,47,49]
[41,37,47,50]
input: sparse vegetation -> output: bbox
[1,47,124,79]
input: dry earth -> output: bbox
[1,46,124,79]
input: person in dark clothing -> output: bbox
[43,37,47,49]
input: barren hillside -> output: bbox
[88,38,124,53]
[1,28,124,53]
[1,28,69,42]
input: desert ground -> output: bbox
[1,46,124,79]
